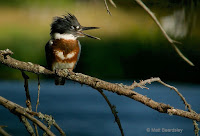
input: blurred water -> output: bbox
[0,80,199,136]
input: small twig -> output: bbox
[21,71,39,135]
[36,74,40,112]
[33,112,66,136]
[121,77,160,90]
[135,0,194,66]
[109,0,117,8]
[97,89,124,136]
[0,49,13,57]
[34,125,39,136]
[20,116,36,136]
[158,80,190,110]
[193,121,199,136]
[0,126,11,136]
[33,74,40,136]
[104,0,112,15]
[21,71,32,110]
[104,0,116,15]
[173,44,194,66]
[53,123,66,136]
[104,0,117,16]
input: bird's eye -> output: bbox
[71,26,75,30]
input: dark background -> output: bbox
[0,0,200,83]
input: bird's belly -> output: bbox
[52,62,75,71]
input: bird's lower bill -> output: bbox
[77,31,100,40]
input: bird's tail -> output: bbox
[55,76,65,85]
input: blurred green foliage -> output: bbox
[0,0,74,7]
[0,1,200,83]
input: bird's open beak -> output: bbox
[78,26,100,40]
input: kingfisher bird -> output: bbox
[45,13,100,85]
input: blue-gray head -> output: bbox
[50,13,100,40]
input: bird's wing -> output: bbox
[45,40,53,70]
[77,41,81,62]
[74,41,81,68]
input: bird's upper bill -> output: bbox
[51,13,100,40]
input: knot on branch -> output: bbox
[158,103,172,113]
[0,49,13,59]
[111,105,118,114]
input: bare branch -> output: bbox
[124,76,199,135]
[135,0,194,66]
[122,77,160,90]
[109,0,117,8]
[104,0,112,15]
[21,71,40,135]
[33,74,40,136]
[0,49,13,56]
[104,0,117,15]
[173,44,194,66]
[157,80,199,135]
[0,49,199,122]
[21,71,32,110]
[31,112,66,136]
[36,74,40,112]
[0,96,56,136]
[21,71,41,135]
[20,116,36,136]
[53,123,66,136]
[0,95,65,136]
[193,121,200,136]
[167,109,199,121]
[0,126,11,136]
[97,89,124,136]
[0,49,54,75]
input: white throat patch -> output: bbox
[54,33,77,40]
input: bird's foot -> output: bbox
[63,69,69,73]
[55,69,71,76]
[67,68,73,72]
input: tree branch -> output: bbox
[97,89,124,136]
[21,71,40,135]
[104,0,117,15]
[102,1,198,133]
[0,126,11,136]
[21,71,32,110]
[0,96,56,136]
[20,116,36,136]
[103,0,194,66]
[36,74,40,113]
[135,0,194,66]
[21,67,64,135]
[0,49,199,123]
[0,96,65,136]
[104,0,112,15]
